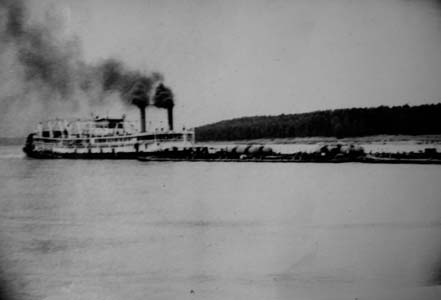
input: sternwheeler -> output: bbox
[23,116,194,159]
[23,82,195,159]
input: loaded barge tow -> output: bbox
[22,119,441,163]
[22,80,441,163]
[22,115,441,163]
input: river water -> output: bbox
[0,145,440,300]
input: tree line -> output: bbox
[195,103,441,141]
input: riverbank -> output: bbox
[208,134,441,145]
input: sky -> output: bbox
[2,0,441,135]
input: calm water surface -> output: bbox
[1,145,441,300]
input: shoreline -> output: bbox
[199,134,441,145]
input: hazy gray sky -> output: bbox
[21,0,441,127]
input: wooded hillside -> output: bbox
[195,103,441,141]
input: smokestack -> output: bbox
[167,107,173,131]
[140,105,146,133]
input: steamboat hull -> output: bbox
[23,126,195,160]
[23,148,146,159]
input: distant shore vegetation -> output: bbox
[195,103,441,142]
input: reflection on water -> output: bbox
[0,146,441,300]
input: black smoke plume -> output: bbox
[127,81,175,132]
[153,83,174,110]
[153,83,175,130]
[0,0,170,136]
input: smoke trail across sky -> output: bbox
[0,0,167,137]
[2,0,441,136]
